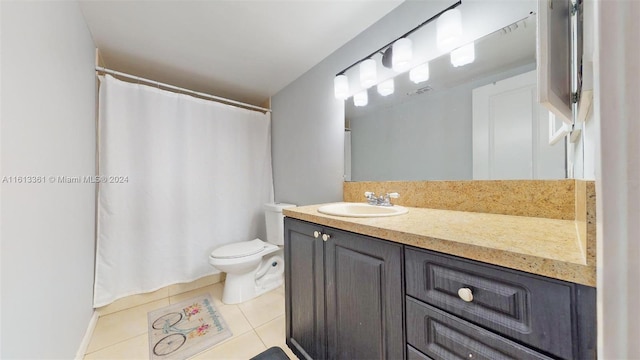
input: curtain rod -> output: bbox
[95,66,271,113]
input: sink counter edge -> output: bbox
[283,203,595,287]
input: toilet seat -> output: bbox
[210,239,268,259]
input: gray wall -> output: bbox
[1,1,97,358]
[272,1,457,205]
[349,63,536,181]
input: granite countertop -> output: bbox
[284,203,595,287]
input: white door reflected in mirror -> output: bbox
[472,70,566,180]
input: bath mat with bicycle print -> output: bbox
[147,294,232,360]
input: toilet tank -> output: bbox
[264,203,296,245]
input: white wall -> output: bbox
[271,1,460,205]
[594,1,640,357]
[1,1,97,358]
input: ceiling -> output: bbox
[79,1,404,107]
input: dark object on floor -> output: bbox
[250,346,290,360]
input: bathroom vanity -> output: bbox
[283,202,596,360]
[284,218,403,360]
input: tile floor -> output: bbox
[84,282,299,359]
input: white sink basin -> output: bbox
[317,202,408,218]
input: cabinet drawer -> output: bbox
[408,345,432,360]
[405,247,574,359]
[407,297,553,360]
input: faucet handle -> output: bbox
[379,192,400,206]
[364,192,378,205]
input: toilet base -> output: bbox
[222,272,283,304]
[221,254,284,305]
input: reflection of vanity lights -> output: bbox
[392,38,412,72]
[409,62,430,83]
[359,59,377,88]
[437,8,463,51]
[450,43,475,67]
[354,90,368,107]
[377,79,394,96]
[334,74,349,100]
[333,1,462,102]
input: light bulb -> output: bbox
[354,90,368,107]
[377,79,394,96]
[333,75,349,100]
[410,63,430,84]
[437,8,462,51]
[450,43,475,67]
[392,38,412,72]
[359,59,377,88]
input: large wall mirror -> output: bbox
[344,1,573,182]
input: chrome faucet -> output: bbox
[364,192,378,205]
[364,192,400,206]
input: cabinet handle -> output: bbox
[322,233,331,241]
[313,231,321,238]
[458,287,474,302]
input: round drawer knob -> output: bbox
[458,287,474,302]
[313,231,321,238]
[322,233,331,241]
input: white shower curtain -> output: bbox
[94,75,274,307]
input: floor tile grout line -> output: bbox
[248,311,286,330]
[93,290,169,317]
[86,311,158,354]
[84,332,148,356]
[255,330,269,349]
[237,304,256,329]
[255,314,285,331]
[95,297,169,319]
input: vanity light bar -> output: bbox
[437,8,463,51]
[377,78,395,96]
[360,59,377,88]
[334,74,349,100]
[354,90,368,107]
[333,0,462,100]
[450,42,475,67]
[410,62,430,84]
[392,38,413,72]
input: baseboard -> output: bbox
[75,310,99,360]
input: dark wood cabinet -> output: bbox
[284,218,326,360]
[284,218,404,360]
[284,217,596,360]
[325,226,404,360]
[405,247,597,360]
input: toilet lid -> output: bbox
[211,239,266,259]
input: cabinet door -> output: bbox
[325,228,404,360]
[285,218,325,360]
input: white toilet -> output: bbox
[209,203,296,304]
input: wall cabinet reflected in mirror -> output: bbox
[345,2,575,182]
